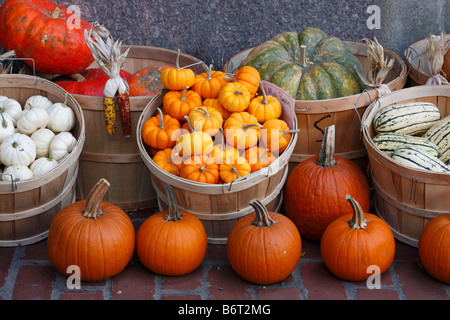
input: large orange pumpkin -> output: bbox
[0,0,95,75]
[47,179,135,282]
[320,195,395,282]
[227,199,302,285]
[284,125,370,241]
[418,214,450,284]
[136,184,208,276]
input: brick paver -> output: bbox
[0,209,449,301]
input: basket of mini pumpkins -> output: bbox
[0,74,85,247]
[224,27,407,179]
[137,64,298,244]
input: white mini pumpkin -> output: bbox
[30,155,59,177]
[49,131,76,161]
[0,113,15,144]
[17,107,49,135]
[0,98,22,126]
[0,133,36,167]
[2,165,34,182]
[25,95,53,111]
[46,100,75,133]
[31,128,55,158]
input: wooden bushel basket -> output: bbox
[224,41,407,178]
[404,34,450,86]
[0,75,85,247]
[137,81,298,244]
[74,45,207,210]
[362,85,450,247]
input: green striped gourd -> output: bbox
[423,115,450,164]
[373,133,440,157]
[239,27,365,100]
[373,102,441,135]
[391,145,450,173]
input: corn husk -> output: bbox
[357,38,394,97]
[426,30,450,85]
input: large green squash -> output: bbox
[239,27,366,100]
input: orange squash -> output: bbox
[218,81,251,113]
[248,81,282,123]
[192,64,229,99]
[187,106,223,136]
[219,156,251,183]
[141,107,180,149]
[160,49,195,90]
[231,66,261,98]
[152,148,180,176]
[244,146,276,173]
[163,86,203,122]
[260,118,297,154]
[179,155,220,184]
[223,112,262,150]
[203,98,232,120]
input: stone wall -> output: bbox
[0,0,448,71]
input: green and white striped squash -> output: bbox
[391,145,450,173]
[373,102,441,136]
[239,27,365,100]
[373,133,440,157]
[423,115,450,164]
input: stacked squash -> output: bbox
[0,94,77,182]
[141,64,296,184]
[372,102,450,173]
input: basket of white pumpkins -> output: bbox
[0,74,85,247]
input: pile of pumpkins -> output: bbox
[141,64,296,184]
[0,94,77,182]
[371,101,450,172]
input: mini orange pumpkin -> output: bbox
[160,49,195,90]
[248,81,282,123]
[209,127,240,165]
[191,64,229,99]
[47,179,135,282]
[244,146,277,173]
[227,199,302,285]
[187,106,223,136]
[260,118,298,154]
[136,184,208,276]
[179,155,220,184]
[231,66,261,98]
[203,98,232,120]
[163,86,203,122]
[141,107,180,149]
[320,195,395,281]
[175,116,214,157]
[218,81,251,113]
[223,112,262,150]
[219,156,251,183]
[152,148,180,176]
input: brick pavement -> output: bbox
[0,206,449,301]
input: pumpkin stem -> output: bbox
[249,199,275,227]
[180,86,189,101]
[346,195,367,230]
[231,166,240,180]
[316,125,337,167]
[299,45,308,67]
[165,184,183,221]
[156,107,165,129]
[175,49,181,70]
[0,112,7,129]
[258,148,269,163]
[206,64,213,81]
[243,123,263,130]
[196,107,210,118]
[234,90,244,96]
[258,81,268,104]
[83,178,111,219]
[283,129,300,136]
[184,115,197,132]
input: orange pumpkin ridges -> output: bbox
[47,178,136,282]
[141,107,180,150]
[136,184,208,276]
[0,0,95,75]
[227,199,302,285]
[320,195,395,282]
[128,65,171,96]
[284,125,370,242]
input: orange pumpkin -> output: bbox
[223,112,262,150]
[418,214,450,284]
[248,81,282,123]
[218,81,251,113]
[260,118,297,154]
[203,98,232,120]
[47,179,135,282]
[320,195,395,281]
[152,148,180,176]
[284,125,371,242]
[244,146,276,173]
[179,155,220,184]
[128,64,171,96]
[227,199,302,285]
[191,64,229,99]
[209,127,239,165]
[175,117,214,157]
[163,86,203,121]
[232,66,261,98]
[187,106,223,136]
[160,49,195,90]
[219,156,251,183]
[141,107,181,149]
[136,184,208,276]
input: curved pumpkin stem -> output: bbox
[196,107,210,118]
[258,81,268,104]
[249,199,275,227]
[243,123,263,130]
[316,125,337,167]
[156,107,165,129]
[179,86,189,101]
[165,184,183,221]
[346,195,367,230]
[83,178,111,219]
[175,49,181,71]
